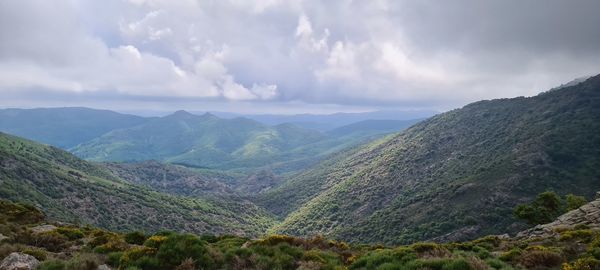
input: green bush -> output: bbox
[30,231,69,252]
[560,229,594,242]
[485,258,511,269]
[563,257,600,270]
[350,248,417,269]
[107,252,123,267]
[93,237,128,253]
[125,231,147,245]
[38,260,66,270]
[499,248,522,262]
[64,253,102,270]
[56,227,84,240]
[566,194,587,211]
[143,235,168,249]
[156,234,213,269]
[519,250,563,269]
[23,247,47,260]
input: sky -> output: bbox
[1,0,600,114]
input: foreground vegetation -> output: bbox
[2,200,600,270]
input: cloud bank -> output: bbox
[1,0,599,112]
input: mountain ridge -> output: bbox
[264,74,600,244]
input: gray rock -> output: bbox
[30,224,57,234]
[0,252,40,270]
[516,195,600,240]
[97,264,111,270]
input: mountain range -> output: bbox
[0,75,598,246]
[0,107,148,148]
[260,74,600,244]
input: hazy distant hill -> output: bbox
[262,75,600,244]
[71,111,328,170]
[0,132,274,236]
[212,110,437,131]
[0,107,148,148]
[327,119,422,137]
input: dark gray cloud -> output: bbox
[0,0,599,113]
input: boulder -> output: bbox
[97,264,111,270]
[0,252,40,270]
[516,195,600,240]
[30,224,57,234]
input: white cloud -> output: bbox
[1,0,600,111]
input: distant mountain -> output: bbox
[261,75,600,244]
[0,132,274,236]
[211,110,437,131]
[0,107,149,148]
[71,111,327,170]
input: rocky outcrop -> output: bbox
[0,252,40,270]
[29,224,57,234]
[97,264,111,270]
[516,194,600,240]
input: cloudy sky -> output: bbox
[1,0,599,114]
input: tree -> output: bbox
[514,191,563,225]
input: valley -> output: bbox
[0,75,599,270]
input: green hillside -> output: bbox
[0,107,149,148]
[71,111,327,170]
[265,75,600,245]
[0,132,274,236]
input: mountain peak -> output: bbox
[172,110,193,116]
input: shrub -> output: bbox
[120,247,161,270]
[566,194,587,211]
[120,246,157,267]
[563,257,600,270]
[442,258,473,270]
[349,248,416,269]
[88,231,113,247]
[485,258,509,269]
[175,258,197,270]
[143,235,168,249]
[499,248,522,262]
[30,231,69,252]
[107,252,123,267]
[471,236,501,249]
[94,237,128,253]
[38,260,66,270]
[64,253,102,270]
[589,247,600,260]
[125,231,147,245]
[156,234,213,269]
[56,227,84,240]
[256,234,299,246]
[0,200,45,224]
[23,247,47,260]
[411,242,451,258]
[560,229,594,242]
[519,250,563,269]
[0,243,25,260]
